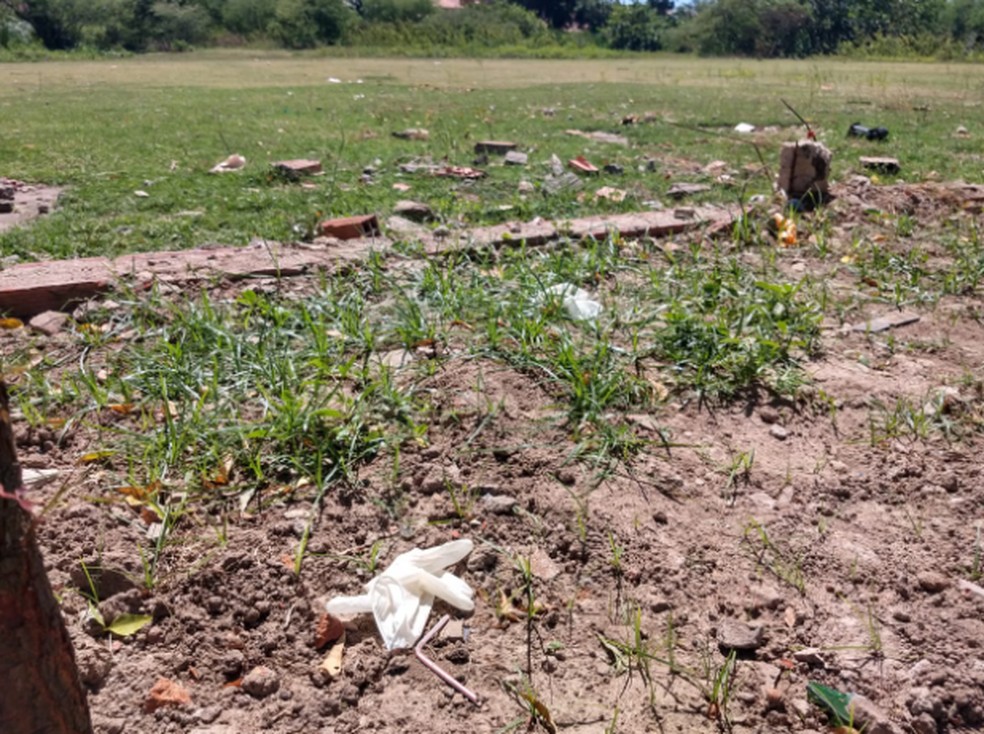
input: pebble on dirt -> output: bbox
[769,424,789,441]
[28,310,70,336]
[241,665,281,699]
[717,619,766,652]
[917,571,950,594]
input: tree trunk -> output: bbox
[0,382,93,734]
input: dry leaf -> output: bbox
[108,403,135,415]
[80,450,115,464]
[319,632,345,678]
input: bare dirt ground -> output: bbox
[5,179,984,734]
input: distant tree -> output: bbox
[508,0,577,28]
[649,0,674,14]
[574,0,612,31]
[0,0,84,48]
[222,0,278,36]
[270,0,353,47]
[604,3,664,50]
[361,0,434,24]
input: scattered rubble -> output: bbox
[272,159,322,179]
[393,200,433,222]
[209,154,246,173]
[848,122,889,141]
[860,156,901,174]
[565,129,629,146]
[392,128,429,141]
[474,141,516,155]
[778,139,831,206]
[667,182,711,199]
[504,151,528,166]
[319,214,381,240]
[569,156,599,175]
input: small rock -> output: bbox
[917,571,950,594]
[393,200,433,222]
[769,425,789,441]
[77,644,114,689]
[850,694,905,734]
[92,715,127,734]
[241,665,280,699]
[765,686,785,710]
[911,712,937,734]
[792,647,825,666]
[194,706,222,724]
[504,151,528,166]
[419,464,462,494]
[955,125,970,137]
[144,677,192,713]
[392,128,429,141]
[28,310,70,337]
[480,494,517,515]
[667,182,711,199]
[603,163,624,175]
[759,407,780,424]
[517,180,535,194]
[717,619,765,652]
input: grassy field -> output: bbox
[1,51,983,260]
[4,52,984,733]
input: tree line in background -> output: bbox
[1,0,984,58]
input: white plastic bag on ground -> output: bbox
[543,283,603,321]
[325,539,474,650]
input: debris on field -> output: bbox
[847,122,889,141]
[667,182,711,199]
[806,681,853,727]
[860,156,900,174]
[241,665,280,699]
[28,310,69,336]
[594,186,626,202]
[319,214,381,240]
[144,677,191,713]
[209,154,246,173]
[569,156,599,175]
[0,181,14,213]
[272,159,322,179]
[133,190,149,198]
[734,122,756,134]
[415,614,480,704]
[541,283,602,322]
[314,613,344,649]
[325,539,475,650]
[392,182,411,192]
[958,578,984,600]
[393,200,434,222]
[517,180,535,194]
[604,163,624,175]
[622,114,639,125]
[474,140,517,155]
[849,311,919,333]
[434,165,486,179]
[955,125,970,137]
[319,633,345,678]
[542,171,581,195]
[771,213,798,247]
[504,151,528,166]
[392,128,429,141]
[565,129,629,146]
[778,140,831,206]
[22,468,60,487]
[717,618,765,652]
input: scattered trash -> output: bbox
[29,310,70,336]
[517,180,535,195]
[272,159,322,179]
[603,163,624,175]
[667,182,711,199]
[594,186,626,203]
[734,122,756,134]
[392,128,430,141]
[504,151,528,166]
[542,283,603,321]
[778,140,831,207]
[860,156,900,174]
[565,129,629,146]
[771,213,798,247]
[622,114,640,126]
[392,182,411,192]
[955,125,970,138]
[319,214,381,240]
[434,165,486,179]
[314,613,344,649]
[415,614,479,704]
[209,154,246,173]
[474,140,517,155]
[847,122,889,141]
[133,190,149,198]
[325,539,475,650]
[958,578,984,600]
[327,77,342,84]
[569,156,599,175]
[319,633,345,678]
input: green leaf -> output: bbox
[106,613,153,637]
[807,681,853,726]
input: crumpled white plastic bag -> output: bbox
[325,539,475,650]
[542,283,603,322]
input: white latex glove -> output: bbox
[542,283,603,322]
[325,539,475,650]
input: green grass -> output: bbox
[2,52,984,262]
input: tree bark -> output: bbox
[0,382,93,734]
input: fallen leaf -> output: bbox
[108,403,135,415]
[518,688,557,734]
[319,632,345,678]
[108,613,153,637]
[79,450,115,464]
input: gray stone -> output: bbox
[850,694,905,734]
[393,199,433,222]
[241,665,280,699]
[911,713,938,734]
[851,312,920,333]
[778,140,832,201]
[769,424,789,441]
[667,182,711,199]
[717,619,765,651]
[860,156,900,174]
[480,494,517,515]
[504,151,528,166]
[28,309,70,336]
[792,647,826,666]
